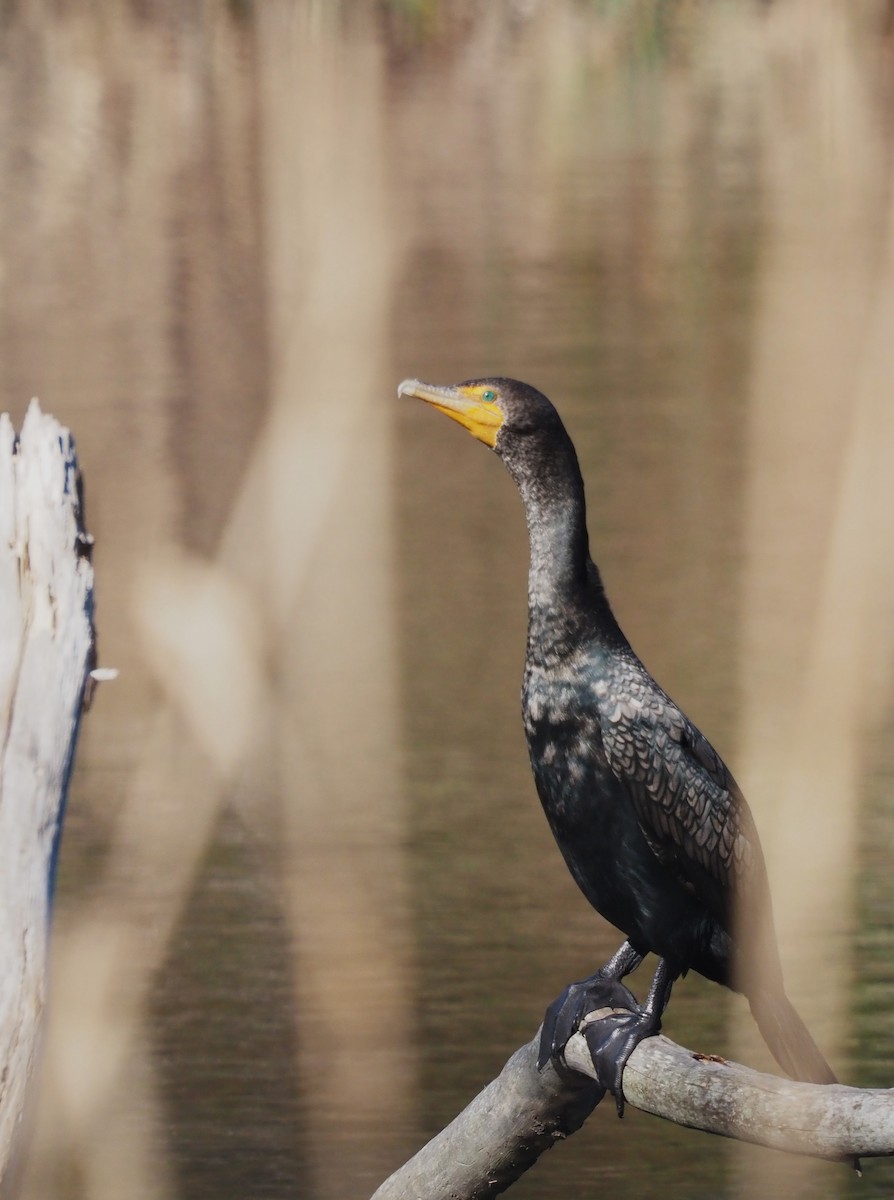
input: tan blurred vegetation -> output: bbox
[0,1,892,1198]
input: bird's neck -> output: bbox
[506,434,596,640]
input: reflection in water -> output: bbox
[1,2,893,1199]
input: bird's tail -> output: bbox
[748,988,837,1085]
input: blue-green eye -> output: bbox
[482,389,496,402]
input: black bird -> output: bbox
[399,375,839,1106]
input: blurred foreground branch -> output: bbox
[372,1012,893,1199]
[0,402,95,1190]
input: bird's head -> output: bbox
[397,377,563,458]
[400,375,589,596]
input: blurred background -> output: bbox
[2,1,894,1197]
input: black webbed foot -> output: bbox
[537,970,643,1084]
[581,1004,661,1116]
[539,953,672,1116]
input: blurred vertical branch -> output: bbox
[735,1,894,1195]
[243,5,412,1197]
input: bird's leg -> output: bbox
[599,940,645,981]
[537,940,644,1076]
[640,955,675,1022]
[582,956,676,1116]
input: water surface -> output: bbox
[3,4,894,1199]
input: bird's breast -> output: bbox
[522,659,616,820]
[521,654,712,951]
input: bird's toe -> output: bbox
[537,971,642,1075]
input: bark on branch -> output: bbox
[372,1012,893,1199]
[0,401,95,1191]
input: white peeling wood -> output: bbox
[0,400,94,1191]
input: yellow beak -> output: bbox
[398,379,503,449]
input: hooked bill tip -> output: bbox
[397,378,422,399]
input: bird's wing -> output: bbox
[596,665,763,922]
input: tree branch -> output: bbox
[372,1010,893,1199]
[0,401,95,1190]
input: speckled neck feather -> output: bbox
[501,423,612,657]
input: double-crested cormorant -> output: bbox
[399,375,838,1106]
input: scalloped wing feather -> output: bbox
[596,658,764,923]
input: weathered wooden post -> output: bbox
[0,401,96,1190]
